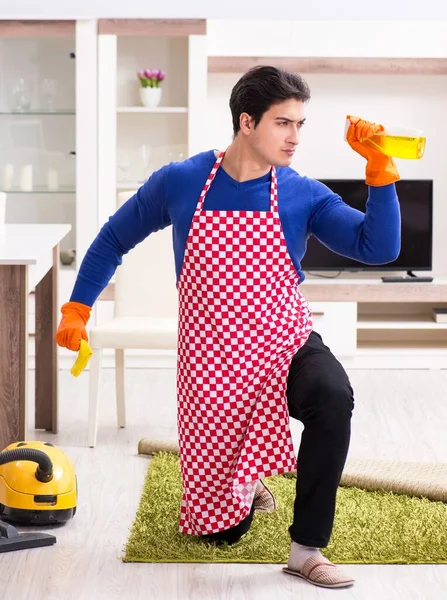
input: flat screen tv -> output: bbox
[301,179,433,272]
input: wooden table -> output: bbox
[0,224,71,449]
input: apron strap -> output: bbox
[195,151,225,214]
[195,151,279,215]
[270,166,278,214]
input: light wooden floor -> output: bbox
[2,367,447,600]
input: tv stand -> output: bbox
[300,277,447,369]
[381,271,433,283]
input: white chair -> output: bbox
[88,191,179,447]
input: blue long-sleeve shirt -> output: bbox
[71,149,401,306]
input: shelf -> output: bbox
[301,279,447,303]
[207,56,447,75]
[98,18,206,36]
[0,20,76,37]
[117,106,188,114]
[0,110,75,115]
[1,186,76,194]
[357,315,447,330]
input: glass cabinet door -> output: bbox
[0,21,77,267]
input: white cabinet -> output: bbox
[97,20,207,232]
[2,19,208,317]
[90,19,208,330]
[309,301,358,358]
[0,20,98,283]
[0,26,76,254]
[302,279,447,369]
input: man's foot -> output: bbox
[201,504,256,546]
[253,479,276,512]
[283,542,355,589]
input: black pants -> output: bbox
[203,331,354,548]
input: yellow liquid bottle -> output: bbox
[363,132,426,160]
[345,119,426,160]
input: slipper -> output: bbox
[282,554,355,589]
[253,479,276,512]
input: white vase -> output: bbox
[139,87,162,108]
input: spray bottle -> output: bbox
[344,118,426,160]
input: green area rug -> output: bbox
[123,452,447,564]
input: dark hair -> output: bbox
[229,65,311,136]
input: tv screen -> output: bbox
[301,179,433,272]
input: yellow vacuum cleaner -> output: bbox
[0,441,77,553]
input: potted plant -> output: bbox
[137,69,166,108]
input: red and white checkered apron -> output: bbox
[176,151,313,535]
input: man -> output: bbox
[56,66,400,589]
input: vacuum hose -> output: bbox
[0,449,53,483]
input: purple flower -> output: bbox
[137,68,165,88]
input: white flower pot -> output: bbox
[139,87,162,108]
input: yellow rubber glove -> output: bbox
[346,115,400,187]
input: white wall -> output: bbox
[207,20,447,58]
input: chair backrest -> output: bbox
[114,191,178,319]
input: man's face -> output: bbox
[242,99,306,167]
